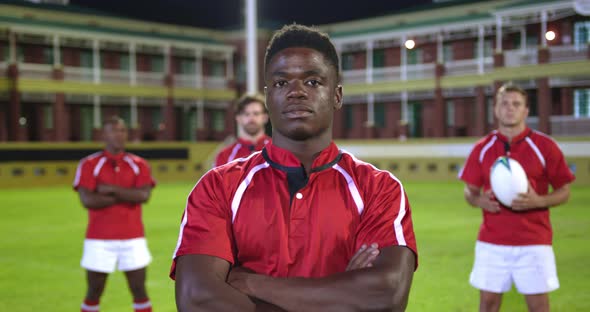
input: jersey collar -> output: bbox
[495,127,532,144]
[103,150,126,161]
[237,135,270,147]
[262,141,341,172]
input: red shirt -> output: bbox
[214,135,271,167]
[459,128,575,246]
[171,141,417,279]
[73,151,156,240]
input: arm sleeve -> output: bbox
[355,171,418,269]
[458,145,483,187]
[73,159,96,191]
[136,160,156,188]
[545,141,575,189]
[170,169,235,279]
[214,149,228,167]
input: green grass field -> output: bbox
[1,181,588,311]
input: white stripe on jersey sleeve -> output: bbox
[123,155,140,175]
[341,151,408,246]
[93,157,107,177]
[231,162,270,223]
[227,143,242,163]
[479,135,497,163]
[525,137,546,168]
[332,164,364,215]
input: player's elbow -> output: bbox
[379,270,412,311]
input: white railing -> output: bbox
[549,45,588,63]
[101,69,130,84]
[407,63,436,80]
[373,66,401,82]
[174,74,202,88]
[203,76,227,89]
[136,72,164,86]
[445,57,493,76]
[527,115,590,136]
[19,63,53,79]
[504,48,538,67]
[63,66,94,82]
[0,61,7,74]
[342,69,367,84]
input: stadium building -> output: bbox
[1,0,589,142]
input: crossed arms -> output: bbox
[78,184,152,209]
[175,244,415,312]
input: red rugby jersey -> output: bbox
[73,151,156,239]
[459,128,575,246]
[172,141,417,279]
[214,135,271,167]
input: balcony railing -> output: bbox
[203,76,227,89]
[63,66,93,82]
[527,115,590,136]
[136,72,164,86]
[549,44,589,63]
[504,48,538,67]
[19,63,54,79]
[445,57,493,76]
[174,74,201,88]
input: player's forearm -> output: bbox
[81,193,117,209]
[112,186,151,203]
[176,276,256,312]
[464,187,481,207]
[237,267,412,312]
[542,185,570,208]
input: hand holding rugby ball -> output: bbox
[490,156,528,207]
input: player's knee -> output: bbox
[480,293,502,311]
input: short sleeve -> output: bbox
[170,169,235,279]
[545,141,575,189]
[135,160,156,188]
[354,171,418,269]
[458,144,483,187]
[73,159,96,191]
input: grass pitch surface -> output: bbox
[1,181,588,311]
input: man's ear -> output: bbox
[334,85,343,111]
[264,86,269,110]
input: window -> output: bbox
[120,54,130,71]
[179,59,195,74]
[526,35,539,48]
[151,108,162,130]
[487,97,494,124]
[344,105,354,129]
[210,60,225,77]
[80,106,93,141]
[574,21,590,50]
[443,43,453,62]
[374,103,386,128]
[1,45,7,61]
[407,48,422,65]
[574,89,590,118]
[446,100,455,126]
[120,106,131,126]
[43,47,53,64]
[150,55,164,72]
[43,104,53,129]
[341,52,355,70]
[212,109,225,131]
[80,51,93,68]
[373,49,385,68]
[474,40,493,58]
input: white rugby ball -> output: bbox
[490,156,528,207]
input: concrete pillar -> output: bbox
[162,45,175,140]
[7,64,25,141]
[433,63,446,137]
[537,48,551,134]
[474,86,486,136]
[52,68,68,141]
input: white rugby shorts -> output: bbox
[81,238,152,273]
[469,240,559,294]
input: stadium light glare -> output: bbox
[405,39,416,50]
[545,30,556,41]
[19,117,27,126]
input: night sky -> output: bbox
[69,0,435,30]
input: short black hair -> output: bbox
[264,24,340,82]
[234,93,267,115]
